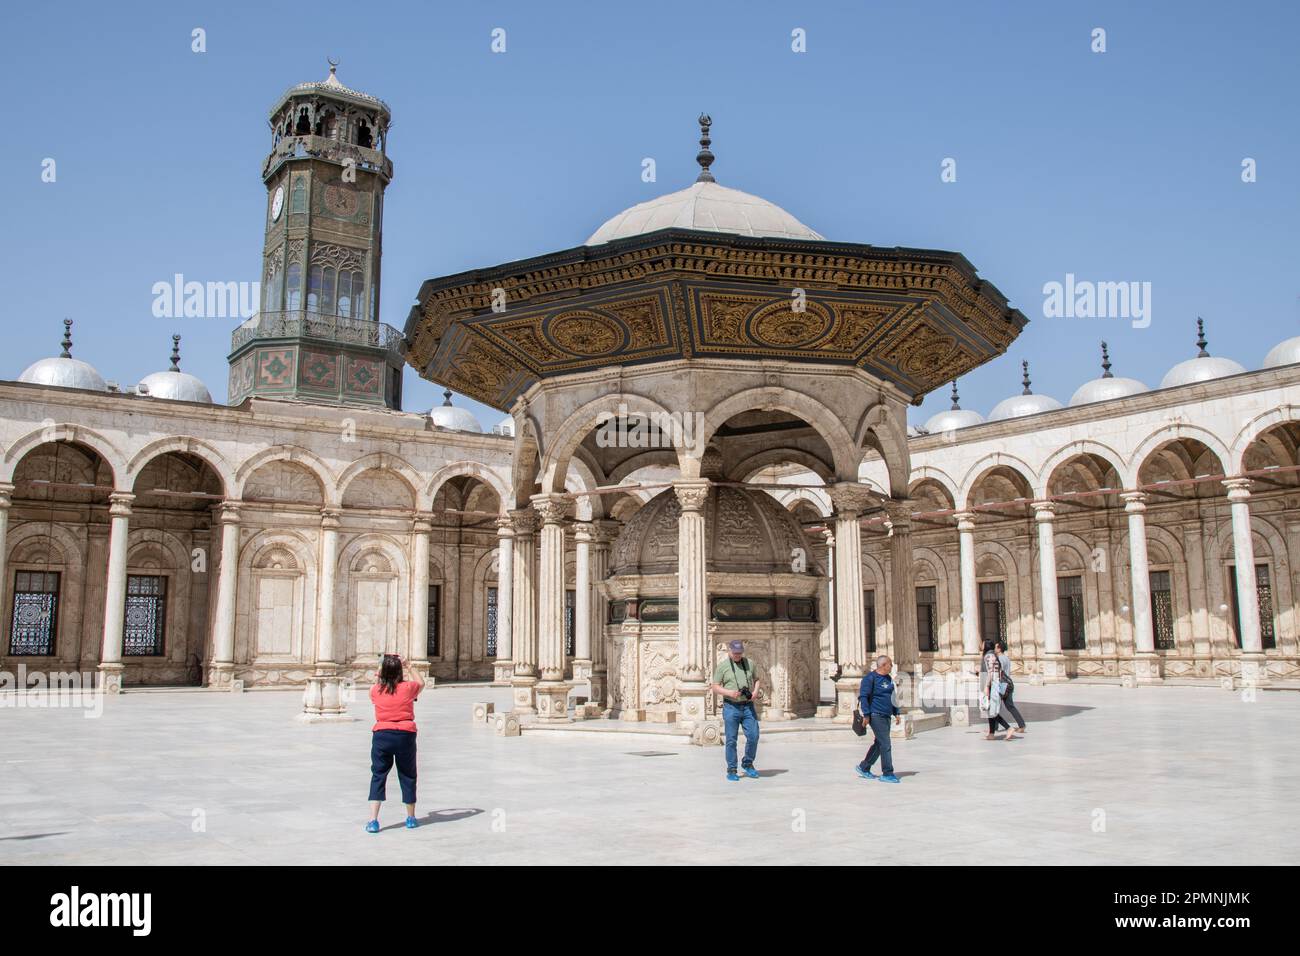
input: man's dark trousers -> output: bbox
[860,714,893,776]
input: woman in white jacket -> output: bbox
[983,660,1016,740]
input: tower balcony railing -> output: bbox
[232,310,405,359]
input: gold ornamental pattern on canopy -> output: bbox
[403,232,1028,411]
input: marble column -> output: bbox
[587,520,617,710]
[509,507,539,713]
[408,512,433,683]
[532,494,571,721]
[954,511,981,674]
[571,522,594,684]
[828,482,873,720]
[1182,520,1210,665]
[1122,492,1161,683]
[303,508,346,716]
[823,527,837,676]
[97,492,134,693]
[885,499,918,674]
[1224,478,1266,685]
[0,483,13,632]
[493,516,515,683]
[208,501,242,688]
[674,479,710,729]
[1034,501,1068,682]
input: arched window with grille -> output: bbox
[337,270,353,318]
[285,263,301,310]
[307,265,323,312]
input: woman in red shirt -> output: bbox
[366,654,425,832]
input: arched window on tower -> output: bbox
[285,263,301,311]
[320,266,336,315]
[295,107,310,135]
[264,259,283,312]
[337,270,353,318]
[307,265,323,312]
[356,120,373,149]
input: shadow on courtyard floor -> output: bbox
[381,808,484,831]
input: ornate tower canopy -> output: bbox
[404,118,1027,411]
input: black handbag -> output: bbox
[851,708,867,737]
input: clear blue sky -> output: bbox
[3,0,1297,429]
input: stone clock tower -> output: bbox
[228,62,403,409]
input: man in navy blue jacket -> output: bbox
[856,655,902,783]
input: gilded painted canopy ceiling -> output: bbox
[403,230,1028,411]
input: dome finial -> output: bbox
[1196,317,1209,357]
[59,318,73,359]
[170,334,182,372]
[950,379,961,410]
[1021,359,1032,395]
[442,388,453,407]
[695,114,715,183]
[327,57,339,77]
[1100,341,1112,378]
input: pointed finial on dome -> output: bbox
[1021,360,1033,395]
[442,388,453,407]
[695,114,715,183]
[328,57,339,76]
[1100,341,1112,378]
[169,334,182,372]
[1196,317,1209,357]
[59,318,73,359]
[949,379,961,410]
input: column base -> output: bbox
[1040,654,1071,684]
[1134,652,1164,685]
[302,667,353,717]
[1239,654,1270,688]
[205,661,234,690]
[510,674,538,715]
[833,675,864,723]
[409,660,431,683]
[674,681,708,731]
[588,669,608,712]
[493,661,516,684]
[570,658,593,682]
[959,654,981,680]
[96,662,125,695]
[533,681,571,722]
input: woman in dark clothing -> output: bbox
[984,660,1014,740]
[366,654,425,833]
[994,641,1027,733]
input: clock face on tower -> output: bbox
[270,185,285,222]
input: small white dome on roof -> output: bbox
[1262,335,1300,369]
[428,391,482,432]
[18,320,108,392]
[136,336,212,403]
[586,116,822,246]
[989,361,1063,421]
[1069,342,1149,406]
[924,380,985,433]
[1159,319,1246,389]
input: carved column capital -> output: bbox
[1223,477,1253,501]
[320,507,343,530]
[573,521,595,542]
[216,500,243,525]
[510,507,539,536]
[881,497,914,529]
[531,494,570,525]
[411,510,435,534]
[1032,500,1056,522]
[673,479,711,512]
[1121,491,1148,513]
[827,481,876,517]
[0,482,14,509]
[953,510,977,532]
[588,518,621,547]
[108,492,135,517]
[495,514,515,537]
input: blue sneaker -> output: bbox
[365,820,380,833]
[742,766,759,779]
[726,771,740,782]
[405,816,419,829]
[855,766,876,780]
[879,774,901,784]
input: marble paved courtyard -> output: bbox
[1,681,1296,866]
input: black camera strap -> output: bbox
[729,657,751,699]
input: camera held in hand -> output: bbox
[736,686,752,702]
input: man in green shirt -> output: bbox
[709,640,763,781]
